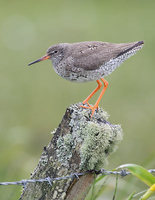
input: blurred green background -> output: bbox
[0,0,155,199]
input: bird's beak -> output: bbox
[28,55,50,66]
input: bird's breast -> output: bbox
[52,61,104,82]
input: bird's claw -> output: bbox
[80,102,98,117]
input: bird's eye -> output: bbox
[54,50,58,53]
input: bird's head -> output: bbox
[28,43,68,66]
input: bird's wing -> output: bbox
[69,41,139,71]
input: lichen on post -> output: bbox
[20,103,123,200]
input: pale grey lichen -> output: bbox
[51,128,57,135]
[56,133,74,167]
[53,190,58,199]
[38,151,48,167]
[56,103,123,171]
[79,122,122,170]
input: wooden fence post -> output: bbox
[20,103,123,200]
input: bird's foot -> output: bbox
[80,102,98,117]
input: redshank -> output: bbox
[28,41,144,116]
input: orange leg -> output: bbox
[82,80,102,104]
[80,78,109,117]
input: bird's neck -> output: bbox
[51,55,63,67]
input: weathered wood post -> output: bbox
[20,103,123,200]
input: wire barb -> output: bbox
[45,177,53,186]
[120,169,129,177]
[73,173,80,180]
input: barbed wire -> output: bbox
[0,169,154,188]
